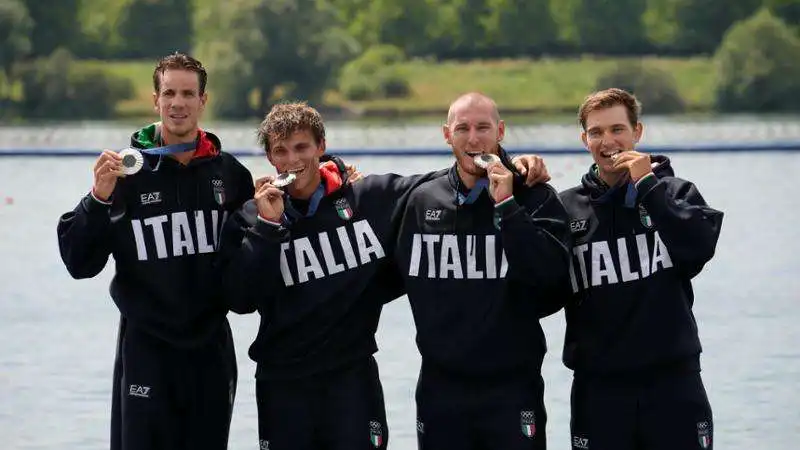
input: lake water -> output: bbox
[0,121,799,449]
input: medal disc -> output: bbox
[273,172,297,188]
[474,153,500,169]
[119,148,144,175]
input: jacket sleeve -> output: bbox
[360,169,447,228]
[232,156,255,209]
[57,193,114,279]
[355,170,446,302]
[636,174,723,278]
[497,182,573,294]
[217,200,288,315]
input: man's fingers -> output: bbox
[525,160,542,185]
[513,157,528,175]
[103,150,122,160]
[97,160,121,178]
[255,175,276,190]
[94,151,120,172]
[349,171,364,183]
[488,161,509,174]
[256,182,277,197]
[265,187,283,198]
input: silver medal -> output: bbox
[119,148,144,175]
[272,172,297,188]
[474,153,500,169]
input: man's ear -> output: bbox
[316,138,326,157]
[633,122,644,144]
[497,120,505,142]
[199,92,208,111]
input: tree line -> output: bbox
[2,0,800,118]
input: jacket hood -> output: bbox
[129,122,221,159]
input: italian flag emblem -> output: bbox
[520,410,536,438]
[212,179,225,205]
[522,423,535,438]
[335,197,353,221]
[639,204,653,228]
[369,420,383,447]
[697,421,712,449]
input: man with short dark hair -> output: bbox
[561,88,723,450]
[57,52,253,450]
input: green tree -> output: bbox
[74,0,134,58]
[339,0,437,56]
[457,0,492,53]
[572,0,649,54]
[119,0,193,58]
[549,0,579,48]
[764,0,800,27]
[201,41,254,118]
[255,0,358,105]
[195,0,261,116]
[642,0,679,49]
[671,0,762,53]
[485,0,558,55]
[197,0,358,117]
[714,8,800,111]
[15,48,133,118]
[22,0,80,56]
[595,62,686,113]
[338,45,410,100]
[0,0,33,98]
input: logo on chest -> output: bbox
[570,218,589,234]
[334,197,353,221]
[639,204,653,228]
[279,219,385,286]
[424,209,443,222]
[140,191,162,206]
[212,178,225,205]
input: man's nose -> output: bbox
[170,94,187,108]
[467,128,480,144]
[599,130,613,146]
[287,150,301,165]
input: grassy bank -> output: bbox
[85,56,717,119]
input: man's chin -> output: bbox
[458,161,485,177]
[162,123,196,138]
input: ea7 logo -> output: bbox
[128,385,151,398]
[572,435,589,449]
[570,219,588,233]
[425,209,442,222]
[140,192,162,205]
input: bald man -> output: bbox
[392,92,572,449]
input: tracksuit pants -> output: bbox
[570,361,713,450]
[255,356,388,450]
[110,318,237,450]
[415,364,547,450]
